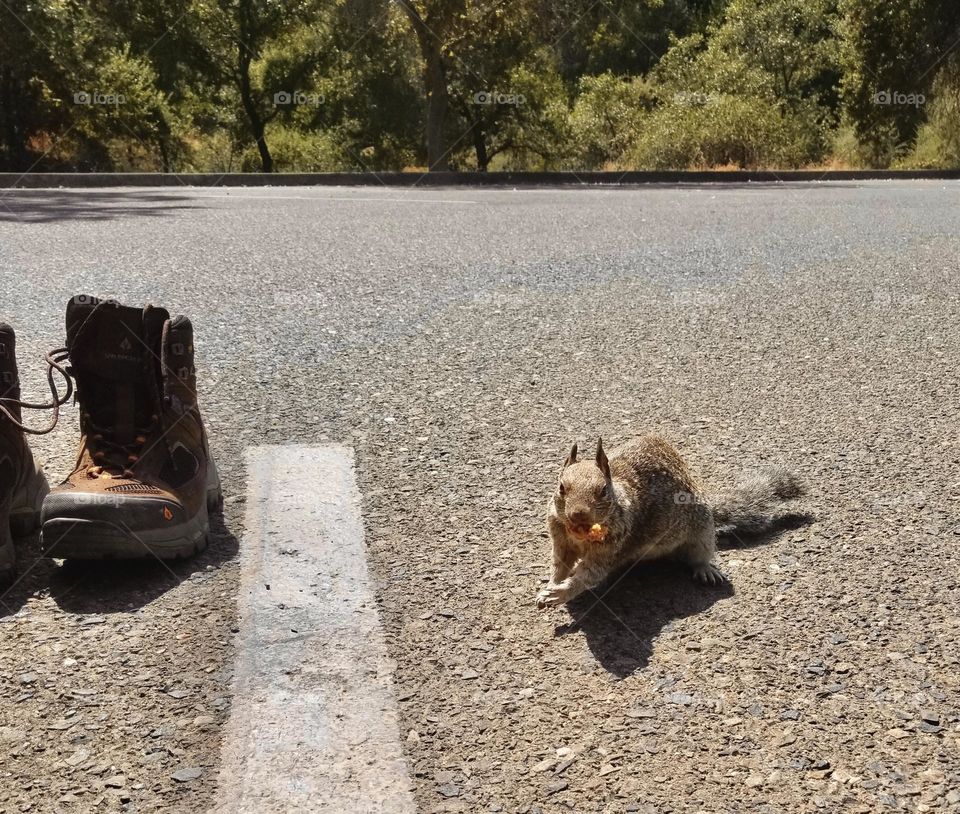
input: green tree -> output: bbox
[545,0,705,82]
[0,0,69,170]
[634,0,840,168]
[263,0,422,171]
[839,0,960,165]
[449,53,573,170]
[440,1,566,171]
[174,0,335,172]
[395,0,564,171]
[0,1,179,171]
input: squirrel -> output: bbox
[536,435,805,609]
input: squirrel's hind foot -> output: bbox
[692,563,728,586]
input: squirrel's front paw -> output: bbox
[536,581,570,609]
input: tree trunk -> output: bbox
[0,66,27,171]
[159,137,171,173]
[238,48,273,172]
[424,46,449,170]
[396,0,449,171]
[251,118,273,173]
[156,112,173,173]
[471,119,488,171]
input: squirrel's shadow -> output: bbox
[556,562,734,678]
[716,510,815,550]
[557,513,814,678]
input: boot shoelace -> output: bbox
[0,348,73,435]
[85,413,159,479]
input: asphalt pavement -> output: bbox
[0,182,958,813]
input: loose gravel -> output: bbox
[0,183,957,813]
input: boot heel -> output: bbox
[0,515,14,579]
[9,457,48,537]
[207,487,224,513]
[206,459,223,513]
[9,506,39,536]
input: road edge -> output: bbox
[2,169,960,188]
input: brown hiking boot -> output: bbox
[41,297,222,560]
[0,324,69,579]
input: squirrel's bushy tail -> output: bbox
[710,466,805,536]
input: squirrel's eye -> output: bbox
[559,483,566,496]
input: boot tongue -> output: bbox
[66,299,168,381]
[65,298,170,468]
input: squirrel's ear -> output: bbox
[596,437,611,479]
[559,443,577,482]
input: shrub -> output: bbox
[898,62,960,168]
[239,126,354,172]
[629,94,824,169]
[569,73,655,168]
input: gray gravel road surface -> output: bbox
[0,182,958,813]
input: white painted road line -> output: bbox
[213,445,416,814]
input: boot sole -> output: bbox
[41,465,222,561]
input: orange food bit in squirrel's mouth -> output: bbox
[587,523,607,542]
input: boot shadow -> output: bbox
[0,530,57,619]
[556,561,734,679]
[46,510,239,614]
[0,509,238,618]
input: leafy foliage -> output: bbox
[630,94,822,169]
[839,0,960,166]
[569,73,654,168]
[1,0,959,171]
